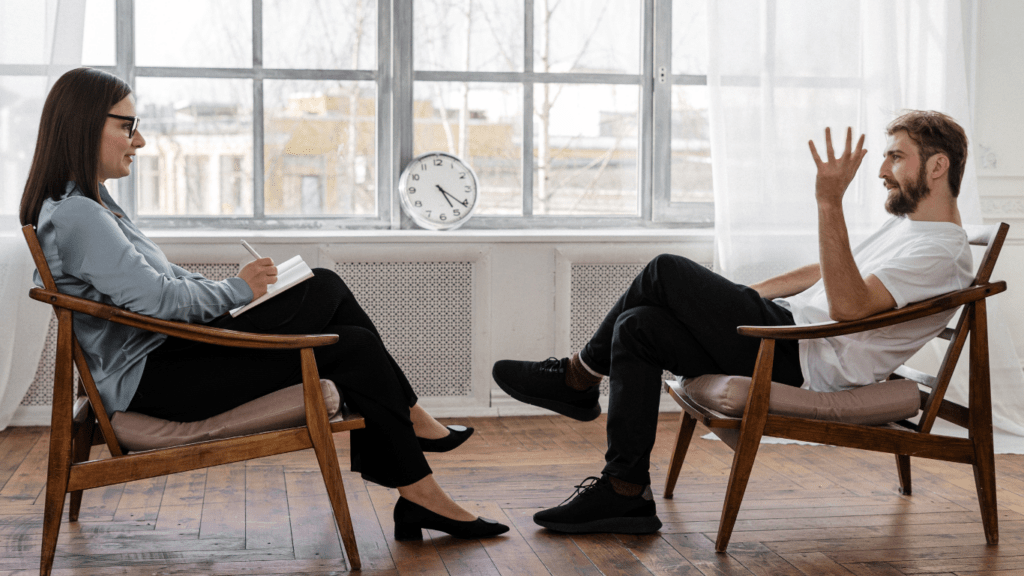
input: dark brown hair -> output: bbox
[886,110,969,198]
[19,67,132,226]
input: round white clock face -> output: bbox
[398,152,479,231]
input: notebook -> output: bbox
[229,255,314,317]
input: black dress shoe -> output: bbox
[418,424,474,453]
[393,497,510,540]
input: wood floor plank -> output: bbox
[244,466,291,552]
[725,542,803,576]
[0,428,43,491]
[781,552,857,575]
[661,532,754,576]
[0,430,49,502]
[616,533,703,575]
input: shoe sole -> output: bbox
[492,372,601,422]
[534,515,663,534]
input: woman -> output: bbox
[19,67,507,541]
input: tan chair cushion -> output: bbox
[111,379,341,452]
[682,374,922,426]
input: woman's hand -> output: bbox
[238,257,277,300]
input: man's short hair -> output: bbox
[886,110,969,198]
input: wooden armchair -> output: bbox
[662,222,1009,552]
[21,225,366,575]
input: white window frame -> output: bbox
[2,0,713,230]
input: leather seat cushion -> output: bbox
[682,374,922,426]
[111,379,341,452]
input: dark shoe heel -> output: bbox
[394,522,423,541]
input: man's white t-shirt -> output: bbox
[778,217,973,392]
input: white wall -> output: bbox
[974,0,1024,359]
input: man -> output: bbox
[492,111,974,534]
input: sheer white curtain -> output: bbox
[707,0,1024,451]
[0,0,86,430]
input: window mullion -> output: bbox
[522,0,534,216]
[651,0,671,222]
[252,0,264,219]
[394,0,414,229]
[639,0,655,221]
[116,0,137,219]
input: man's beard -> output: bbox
[885,162,930,217]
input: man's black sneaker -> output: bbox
[533,475,662,534]
[492,357,601,422]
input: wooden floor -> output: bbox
[2,414,1024,576]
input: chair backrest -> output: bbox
[894,222,1008,434]
[22,224,124,456]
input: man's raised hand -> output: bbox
[808,127,868,206]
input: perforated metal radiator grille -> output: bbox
[334,262,474,398]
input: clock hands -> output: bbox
[435,185,454,207]
[435,185,469,208]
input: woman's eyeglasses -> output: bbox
[107,113,140,139]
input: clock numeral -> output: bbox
[426,210,431,216]
[433,158,443,166]
[453,209,461,217]
[465,185,472,192]
[408,187,416,194]
[420,163,426,170]
[411,174,420,180]
[414,201,422,207]
[459,172,466,179]
[439,213,447,221]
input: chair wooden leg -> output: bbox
[715,339,775,552]
[301,350,361,570]
[896,455,911,495]
[67,413,96,522]
[42,310,76,576]
[664,411,697,498]
[968,303,998,544]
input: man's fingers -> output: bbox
[809,140,823,166]
[825,127,835,161]
[844,127,853,157]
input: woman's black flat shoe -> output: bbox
[393,497,509,540]
[417,424,474,453]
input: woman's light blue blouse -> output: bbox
[33,182,253,415]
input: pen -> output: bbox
[240,239,261,259]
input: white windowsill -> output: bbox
[144,227,716,244]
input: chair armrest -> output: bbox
[738,282,1005,340]
[29,288,338,349]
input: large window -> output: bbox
[0,0,711,229]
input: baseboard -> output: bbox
[9,405,51,426]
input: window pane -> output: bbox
[670,86,711,203]
[136,0,252,68]
[672,0,707,75]
[134,78,254,216]
[264,80,376,216]
[82,0,115,67]
[0,76,46,214]
[533,84,638,216]
[263,0,377,69]
[414,0,522,72]
[534,0,640,75]
[413,82,522,215]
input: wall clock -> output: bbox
[398,152,479,231]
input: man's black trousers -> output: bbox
[579,254,805,486]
